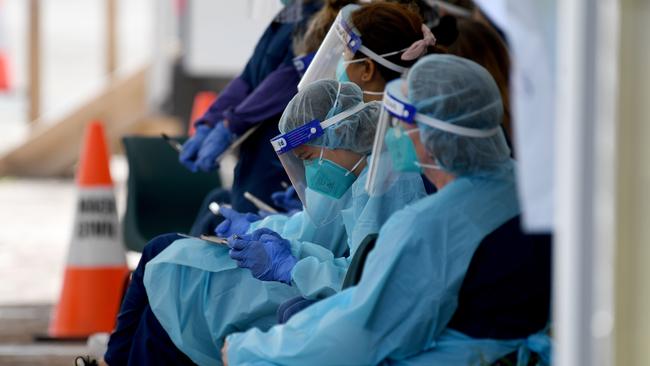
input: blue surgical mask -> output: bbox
[384,126,422,173]
[336,59,351,83]
[304,151,365,199]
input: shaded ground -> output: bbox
[0,304,91,366]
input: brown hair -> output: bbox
[294,0,359,55]
[434,16,512,141]
[350,2,438,82]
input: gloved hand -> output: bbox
[228,228,297,284]
[179,124,212,172]
[257,210,276,219]
[215,207,261,238]
[271,186,303,212]
[195,122,235,172]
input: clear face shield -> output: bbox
[297,4,409,91]
[365,80,420,197]
[366,78,502,196]
[271,102,369,226]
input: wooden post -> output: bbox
[616,1,650,365]
[106,0,117,78]
[28,0,40,124]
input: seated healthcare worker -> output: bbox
[211,0,441,319]
[104,3,436,363]
[179,0,322,230]
[187,0,366,233]
[141,80,426,365]
[221,54,551,366]
[299,2,438,101]
[103,2,326,363]
[215,0,440,234]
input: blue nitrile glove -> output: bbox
[257,210,276,218]
[215,207,261,238]
[179,124,212,172]
[271,186,303,212]
[228,228,297,284]
[195,122,235,172]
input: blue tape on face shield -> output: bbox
[384,126,422,173]
[294,52,316,78]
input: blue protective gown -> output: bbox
[225,162,545,366]
[143,167,426,365]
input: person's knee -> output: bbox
[142,233,183,259]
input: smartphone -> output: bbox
[199,235,229,246]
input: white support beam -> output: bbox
[554,0,619,365]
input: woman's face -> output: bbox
[342,50,386,102]
[293,145,365,176]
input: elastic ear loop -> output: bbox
[345,155,366,177]
[334,82,342,110]
[318,147,325,165]
[344,47,409,75]
[415,161,443,171]
[363,90,384,96]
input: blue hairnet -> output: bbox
[408,54,511,176]
[279,80,380,155]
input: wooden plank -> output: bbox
[0,67,151,177]
[106,0,117,77]
[0,304,50,343]
[28,0,41,124]
[0,344,89,366]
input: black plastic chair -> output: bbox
[121,135,221,252]
[341,233,378,289]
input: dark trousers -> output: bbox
[104,233,195,366]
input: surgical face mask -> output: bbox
[304,149,365,199]
[336,59,351,83]
[384,126,422,173]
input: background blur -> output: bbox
[0,1,279,363]
[0,0,649,365]
[0,0,283,305]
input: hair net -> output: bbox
[408,54,511,175]
[279,80,381,155]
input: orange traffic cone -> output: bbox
[48,121,129,339]
[0,0,11,92]
[188,91,217,136]
[0,51,10,92]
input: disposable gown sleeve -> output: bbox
[248,212,293,235]
[289,241,350,299]
[224,63,300,135]
[226,208,458,365]
[249,211,349,258]
[193,76,251,128]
